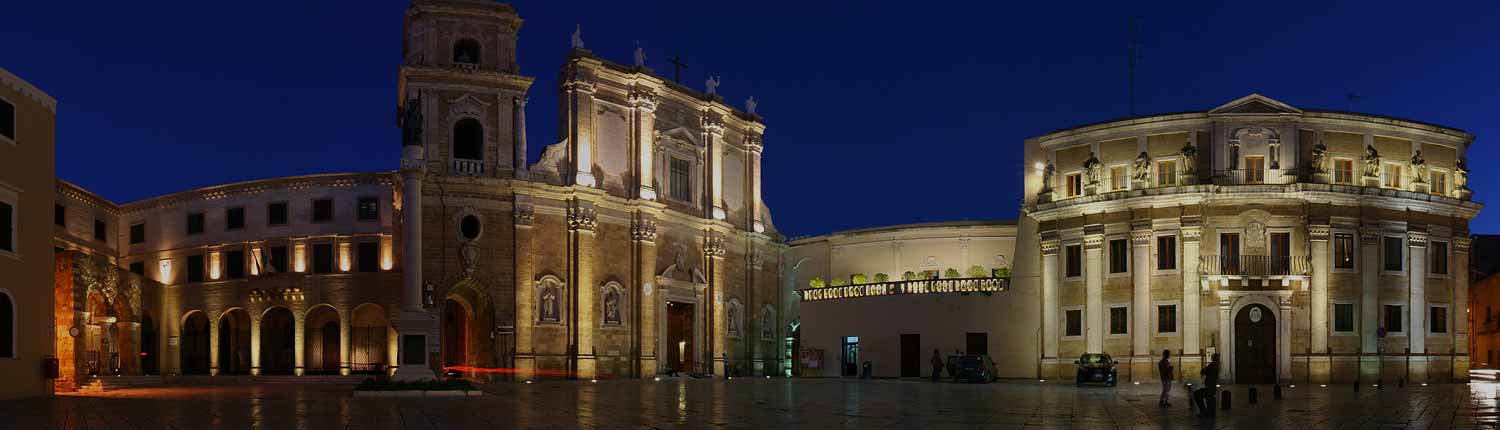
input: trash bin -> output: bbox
[862,361,872,379]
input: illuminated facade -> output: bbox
[0,67,57,399]
[1017,94,1480,384]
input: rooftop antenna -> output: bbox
[1128,14,1144,116]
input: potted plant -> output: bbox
[873,273,890,283]
[851,273,868,284]
[830,277,848,287]
[808,277,825,289]
[968,265,988,278]
[901,271,917,281]
[943,268,961,279]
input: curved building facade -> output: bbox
[1017,94,1480,384]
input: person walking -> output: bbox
[1158,350,1173,407]
[1193,353,1221,417]
[930,349,943,382]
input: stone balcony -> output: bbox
[451,159,484,176]
[798,277,1008,302]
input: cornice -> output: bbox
[1026,184,1480,222]
[120,172,398,215]
[0,67,57,113]
[56,179,121,216]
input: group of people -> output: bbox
[1159,350,1222,418]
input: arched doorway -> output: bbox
[218,309,251,375]
[304,306,341,375]
[351,304,390,374]
[260,307,295,375]
[442,299,469,370]
[1234,303,1277,384]
[141,314,158,375]
[180,312,210,375]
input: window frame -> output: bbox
[1244,155,1266,183]
[1107,304,1129,336]
[0,289,15,359]
[267,201,289,226]
[1333,302,1356,335]
[1333,158,1355,184]
[1108,164,1128,192]
[0,189,15,258]
[311,243,335,274]
[1064,244,1083,278]
[1065,172,1083,198]
[1155,234,1178,272]
[668,157,693,203]
[1382,162,1403,189]
[1156,158,1177,187]
[129,223,145,245]
[1429,304,1449,336]
[0,95,14,145]
[93,218,106,242]
[224,249,245,280]
[1154,302,1179,336]
[1107,238,1129,275]
[225,206,245,231]
[1062,306,1084,339]
[53,204,64,227]
[1430,240,1449,276]
[451,118,485,162]
[1382,236,1404,273]
[356,196,380,222]
[1383,303,1405,336]
[452,38,482,65]
[1430,168,1448,196]
[311,199,334,224]
[186,254,206,283]
[356,241,380,273]
[268,245,289,274]
[1333,232,1356,271]
[186,212,205,236]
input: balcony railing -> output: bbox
[1207,168,1302,185]
[452,159,485,175]
[1198,255,1311,276]
[798,277,1008,302]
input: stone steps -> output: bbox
[80,375,168,392]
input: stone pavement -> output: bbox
[5,377,1500,429]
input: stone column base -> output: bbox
[1040,358,1062,381]
[1454,356,1471,381]
[1360,356,1381,382]
[1308,356,1331,384]
[1130,356,1154,383]
[640,357,658,377]
[392,309,439,381]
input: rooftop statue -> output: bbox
[571,24,585,50]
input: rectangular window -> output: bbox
[1109,166,1127,191]
[1109,307,1128,335]
[312,199,333,223]
[54,204,65,227]
[357,242,380,272]
[1065,309,1083,337]
[1245,156,1265,183]
[1108,239,1128,273]
[225,207,245,230]
[357,197,379,221]
[1334,233,1355,269]
[93,219,106,241]
[1157,305,1178,333]
[1220,233,1241,274]
[1334,303,1355,332]
[1157,160,1177,186]
[187,254,205,283]
[1064,244,1082,277]
[1432,172,1447,195]
[129,223,145,245]
[186,212,205,235]
[1157,235,1177,270]
[269,246,289,274]
[1384,304,1404,333]
[0,98,14,141]
[0,201,13,253]
[1334,159,1354,184]
[225,250,245,279]
[312,243,334,274]
[670,158,692,202]
[921,270,940,280]
[1431,306,1448,334]
[1383,163,1402,189]
[1431,241,1449,275]
[1383,236,1404,271]
[1065,173,1082,197]
[267,202,289,226]
[129,261,145,276]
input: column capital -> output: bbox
[744,134,764,154]
[512,95,528,108]
[703,234,727,259]
[1407,231,1428,248]
[701,116,725,136]
[1455,237,1472,252]
[628,88,657,112]
[567,205,598,232]
[1308,225,1331,241]
[1131,230,1152,246]
[1041,239,1060,255]
[1181,226,1203,242]
[1359,228,1383,243]
[632,216,658,243]
[513,204,535,227]
[1083,235,1104,250]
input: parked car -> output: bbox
[1074,353,1118,386]
[952,355,998,383]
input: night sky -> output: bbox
[4,1,1499,238]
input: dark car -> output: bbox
[1074,353,1118,386]
[952,355,998,383]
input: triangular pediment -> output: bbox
[657,126,701,147]
[1209,94,1301,115]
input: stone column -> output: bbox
[568,201,599,379]
[706,233,728,375]
[339,313,352,376]
[1309,225,1331,382]
[1408,231,1428,382]
[1084,232,1104,353]
[633,215,659,377]
[1130,229,1152,380]
[1182,225,1203,357]
[513,96,529,179]
[747,136,765,233]
[1041,237,1060,378]
[1455,237,1473,379]
[703,118,726,220]
[394,143,438,381]
[209,317,220,376]
[1279,297,1292,382]
[1218,298,1230,380]
[629,90,657,199]
[566,71,597,187]
[1359,229,1381,381]
[292,314,305,376]
[250,316,262,376]
[513,198,536,379]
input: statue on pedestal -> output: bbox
[705,75,721,96]
[1410,150,1427,183]
[1181,141,1198,176]
[1083,152,1101,186]
[1362,145,1381,178]
[633,42,646,67]
[1132,151,1151,182]
[1311,141,1328,174]
[571,24,585,50]
[1456,156,1470,192]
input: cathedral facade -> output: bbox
[1016,94,1480,384]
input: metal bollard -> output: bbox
[1248,387,1258,404]
[1221,390,1232,410]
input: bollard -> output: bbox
[1221,389,1232,410]
[1377,378,1383,390]
[1274,384,1283,399]
[1249,387,1258,404]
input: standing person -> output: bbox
[1158,350,1173,407]
[1193,353,1221,417]
[930,349,943,382]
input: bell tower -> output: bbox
[394,0,535,380]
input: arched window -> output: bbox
[453,119,483,161]
[453,39,480,64]
[0,290,12,358]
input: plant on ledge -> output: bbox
[873,273,890,283]
[968,265,987,278]
[993,267,1012,279]
[851,273,868,284]
[830,277,848,287]
[808,277,825,289]
[901,271,917,281]
[943,268,961,279]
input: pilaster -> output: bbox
[1359,228,1381,381]
[568,200,598,379]
[1408,230,1428,356]
[705,232,728,375]
[513,197,536,378]
[1455,237,1472,380]
[1181,220,1202,354]
[1130,228,1152,381]
[633,213,659,377]
[1309,225,1332,383]
[1040,234,1060,378]
[1084,228,1104,353]
[629,89,657,199]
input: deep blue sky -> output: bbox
[5,1,1499,238]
